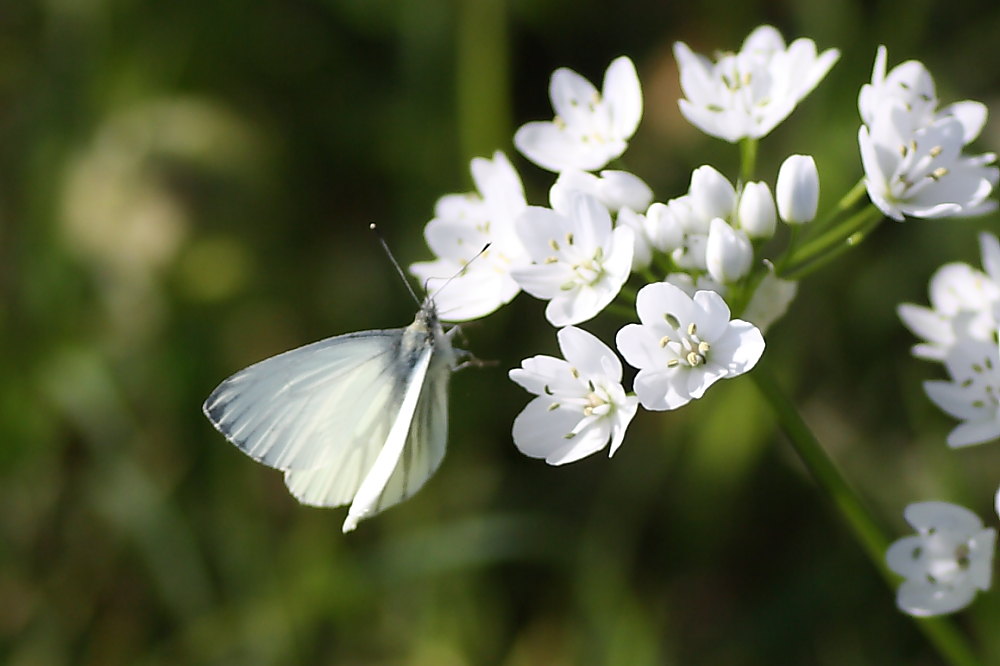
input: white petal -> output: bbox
[558,326,622,381]
[603,56,643,140]
[904,501,984,534]
[946,419,1000,448]
[514,121,608,173]
[896,577,977,617]
[512,398,611,465]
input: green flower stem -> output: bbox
[740,137,758,183]
[751,364,982,666]
[779,204,885,279]
[802,178,869,236]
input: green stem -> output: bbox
[780,204,885,279]
[740,138,758,183]
[805,178,869,236]
[750,364,982,666]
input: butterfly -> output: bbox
[203,289,459,533]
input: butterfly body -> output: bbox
[203,298,457,532]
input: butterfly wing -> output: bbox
[204,300,457,531]
[203,328,407,478]
[284,342,452,531]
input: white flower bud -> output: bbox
[737,181,777,239]
[597,170,654,212]
[690,165,737,222]
[776,154,819,224]
[706,218,753,283]
[617,207,653,270]
[644,202,684,252]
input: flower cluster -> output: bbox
[411,24,999,620]
[899,232,1000,447]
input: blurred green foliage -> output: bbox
[2,0,1000,664]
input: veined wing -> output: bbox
[284,333,452,531]
[203,329,406,472]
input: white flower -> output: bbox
[511,191,634,326]
[886,501,995,617]
[776,154,820,224]
[514,56,642,173]
[705,218,752,284]
[410,151,528,321]
[673,25,839,142]
[898,232,1000,360]
[858,48,998,221]
[616,282,765,410]
[736,181,777,239]
[924,336,1000,447]
[859,112,999,221]
[509,326,639,464]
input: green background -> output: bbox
[2,0,1000,663]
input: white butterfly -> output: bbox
[203,296,458,532]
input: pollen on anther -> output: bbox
[544,256,559,264]
[565,232,575,245]
[687,322,698,336]
[929,145,943,158]
[570,367,580,379]
[548,402,560,411]
[667,359,680,368]
[549,239,560,251]
[698,341,711,354]
[659,335,671,347]
[931,167,949,180]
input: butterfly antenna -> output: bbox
[370,223,421,306]
[424,243,492,296]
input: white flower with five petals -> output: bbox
[511,192,633,327]
[514,57,642,173]
[410,151,528,321]
[616,282,765,410]
[886,501,995,617]
[674,25,839,142]
[509,326,638,465]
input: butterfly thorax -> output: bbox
[400,300,457,371]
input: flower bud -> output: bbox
[644,202,683,252]
[776,154,819,224]
[617,207,653,270]
[690,165,737,223]
[597,170,654,212]
[706,218,753,283]
[737,181,777,239]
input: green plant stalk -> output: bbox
[781,206,886,280]
[750,364,982,666]
[797,178,869,239]
[740,137,758,183]
[780,204,885,278]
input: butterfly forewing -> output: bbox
[203,329,406,473]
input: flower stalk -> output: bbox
[750,364,982,666]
